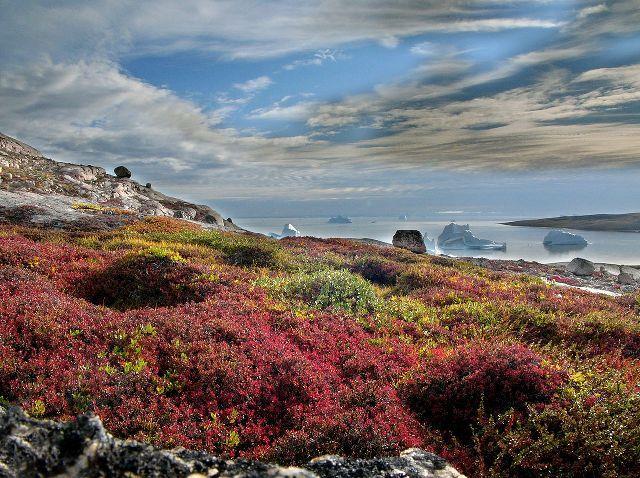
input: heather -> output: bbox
[1,219,640,476]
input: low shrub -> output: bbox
[350,255,404,286]
[400,342,567,437]
[269,269,379,314]
[74,252,214,310]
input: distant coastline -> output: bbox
[503,212,640,232]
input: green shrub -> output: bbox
[263,269,379,314]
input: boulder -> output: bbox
[113,166,131,179]
[145,182,152,188]
[618,271,636,285]
[566,258,595,276]
[393,230,426,254]
[0,406,465,478]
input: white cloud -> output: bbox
[249,101,318,121]
[578,4,609,19]
[233,76,273,93]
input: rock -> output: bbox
[146,182,152,188]
[0,406,465,478]
[226,217,234,224]
[543,229,588,246]
[114,166,132,178]
[437,223,506,251]
[618,271,636,285]
[566,258,595,276]
[393,230,426,254]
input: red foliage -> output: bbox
[73,254,216,310]
[400,343,567,437]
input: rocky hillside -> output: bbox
[0,406,464,478]
[0,133,237,231]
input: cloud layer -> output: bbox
[1,0,640,206]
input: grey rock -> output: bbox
[0,406,465,478]
[114,166,132,178]
[618,271,636,285]
[0,132,239,231]
[566,257,595,276]
[146,182,152,189]
[392,230,427,254]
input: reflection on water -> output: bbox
[236,216,640,265]
[543,243,588,255]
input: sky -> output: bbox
[1,0,640,218]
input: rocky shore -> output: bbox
[0,406,465,478]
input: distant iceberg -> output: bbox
[328,215,352,224]
[398,215,408,221]
[269,223,301,239]
[543,229,588,246]
[437,223,506,251]
[423,232,436,252]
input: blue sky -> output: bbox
[1,1,640,218]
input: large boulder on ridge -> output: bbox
[114,166,132,178]
[393,230,427,254]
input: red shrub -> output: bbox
[73,253,216,310]
[350,255,405,285]
[400,343,567,437]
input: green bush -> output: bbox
[264,269,379,314]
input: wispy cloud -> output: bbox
[233,76,273,93]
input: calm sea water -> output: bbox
[236,216,640,265]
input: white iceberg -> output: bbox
[543,229,587,246]
[269,223,301,239]
[423,232,436,252]
[437,223,506,251]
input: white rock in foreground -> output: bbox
[543,229,588,246]
[437,223,506,251]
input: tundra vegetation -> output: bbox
[1,216,640,476]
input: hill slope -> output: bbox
[504,213,640,232]
[0,132,237,231]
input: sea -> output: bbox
[235,215,640,266]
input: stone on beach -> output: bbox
[393,230,426,254]
[566,257,595,276]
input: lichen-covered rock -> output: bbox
[392,230,426,254]
[0,406,465,478]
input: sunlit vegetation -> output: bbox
[1,217,640,476]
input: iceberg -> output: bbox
[269,224,301,239]
[437,223,506,251]
[423,232,436,252]
[543,229,588,247]
[328,215,352,224]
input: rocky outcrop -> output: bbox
[566,257,596,276]
[0,406,465,478]
[0,132,237,231]
[393,230,427,254]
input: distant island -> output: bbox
[504,212,640,232]
[328,215,352,224]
